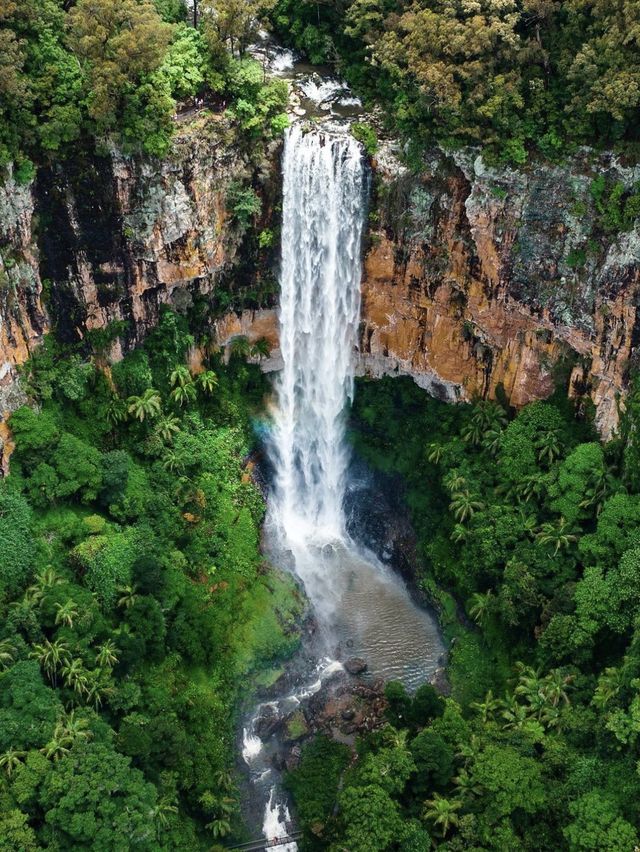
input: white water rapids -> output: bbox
[246,124,443,847]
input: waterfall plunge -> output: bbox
[271,124,367,547]
[267,125,443,666]
[259,124,443,849]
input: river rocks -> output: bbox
[254,705,282,740]
[430,666,451,697]
[285,745,302,771]
[344,657,368,675]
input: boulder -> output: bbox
[344,657,368,675]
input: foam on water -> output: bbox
[263,790,297,851]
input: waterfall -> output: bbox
[271,124,367,545]
[255,123,442,849]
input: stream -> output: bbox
[239,46,444,849]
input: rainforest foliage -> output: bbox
[272,0,640,163]
[0,0,287,171]
[284,378,640,850]
[0,310,303,850]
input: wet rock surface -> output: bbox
[344,657,368,675]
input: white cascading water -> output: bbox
[271,124,366,544]
[255,123,443,848]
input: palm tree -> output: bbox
[54,599,79,629]
[381,727,409,751]
[450,523,468,544]
[592,667,622,710]
[536,518,577,555]
[229,335,251,359]
[518,510,538,538]
[40,735,71,762]
[197,370,218,395]
[61,658,89,696]
[56,710,92,745]
[206,817,232,839]
[95,639,119,669]
[517,474,545,504]
[0,748,26,777]
[127,388,162,422]
[483,426,503,456]
[501,698,532,731]
[579,468,615,516]
[250,338,271,359]
[26,566,64,604]
[470,690,501,723]
[85,679,111,710]
[169,381,197,408]
[541,669,573,708]
[535,429,563,466]
[427,443,444,464]
[461,418,484,447]
[453,768,482,800]
[539,704,563,730]
[162,450,184,474]
[467,590,494,626]
[106,396,128,427]
[513,663,547,718]
[170,365,192,388]
[117,584,139,610]
[153,798,178,828]
[154,415,181,444]
[450,490,484,523]
[30,639,71,686]
[443,471,467,493]
[456,734,482,763]
[0,638,17,671]
[422,793,462,837]
[463,401,507,446]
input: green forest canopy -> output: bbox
[272,0,640,163]
[0,0,286,171]
[0,312,302,848]
[281,377,640,851]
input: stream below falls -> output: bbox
[240,112,444,849]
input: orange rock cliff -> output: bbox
[1,119,639,470]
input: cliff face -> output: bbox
[360,147,640,437]
[2,118,639,471]
[0,114,279,469]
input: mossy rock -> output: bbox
[284,710,308,742]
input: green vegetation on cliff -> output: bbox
[0,0,286,170]
[286,377,640,850]
[272,0,640,164]
[0,310,302,849]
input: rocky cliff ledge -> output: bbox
[360,146,640,438]
[0,113,279,468]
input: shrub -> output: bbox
[71,530,138,608]
[351,122,378,156]
[51,433,103,503]
[227,182,262,229]
[0,485,36,597]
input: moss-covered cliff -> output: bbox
[2,119,640,472]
